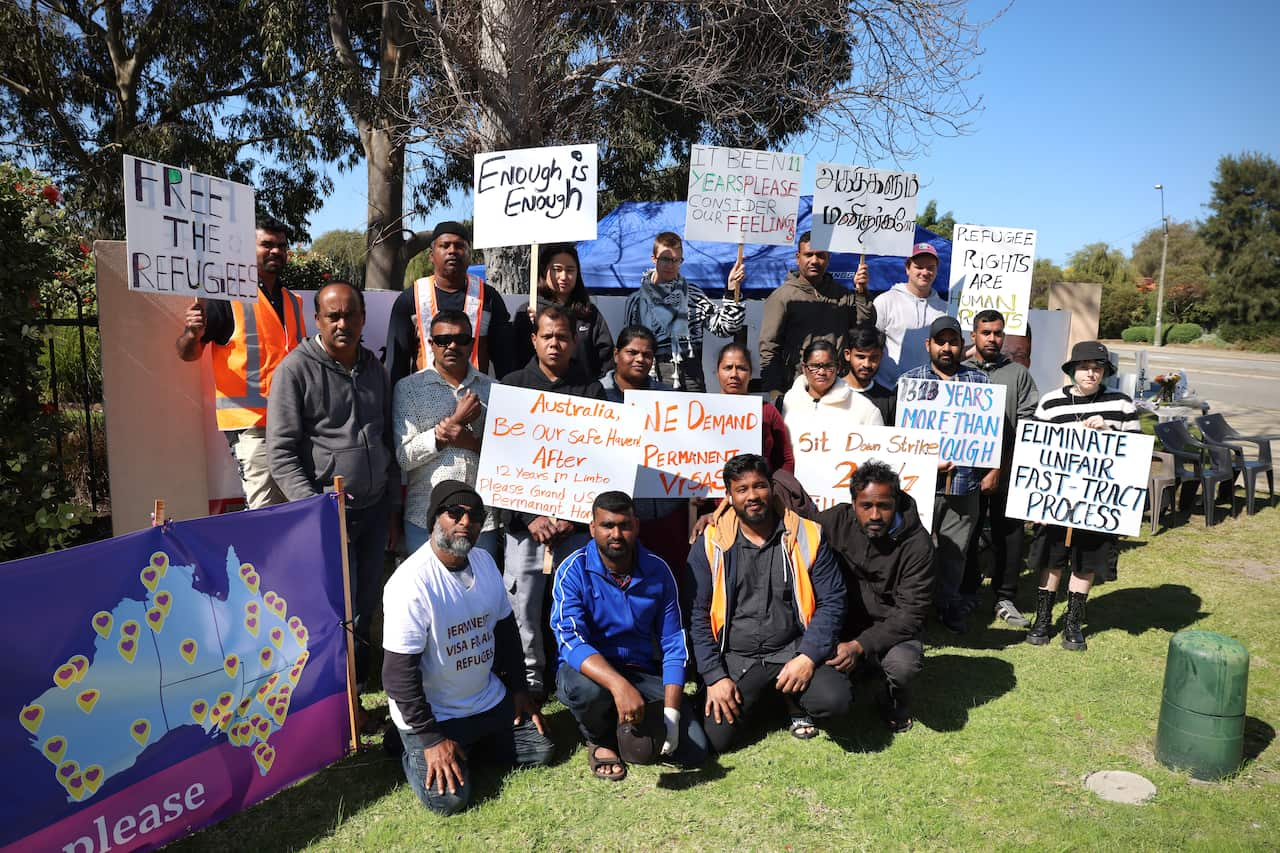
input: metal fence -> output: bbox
[37,296,104,512]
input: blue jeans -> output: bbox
[404,521,501,564]
[397,692,554,815]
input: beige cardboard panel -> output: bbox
[1048,281,1101,351]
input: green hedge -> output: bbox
[1121,326,1153,342]
[1165,323,1204,344]
[1217,321,1280,343]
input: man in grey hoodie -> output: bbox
[268,281,401,700]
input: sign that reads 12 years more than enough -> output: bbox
[1006,421,1153,537]
[624,390,762,499]
[950,224,1037,336]
[895,377,1007,470]
[792,425,942,530]
[475,385,638,524]
[472,144,598,249]
[685,145,803,246]
[809,164,919,257]
[123,156,258,301]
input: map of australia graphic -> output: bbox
[17,547,310,802]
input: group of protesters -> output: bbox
[178,217,1138,813]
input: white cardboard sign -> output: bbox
[122,155,258,301]
[895,377,1007,469]
[624,390,762,499]
[685,145,803,246]
[472,144,598,249]
[809,164,919,256]
[950,224,1037,335]
[1006,421,1153,537]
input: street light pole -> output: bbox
[1154,183,1169,347]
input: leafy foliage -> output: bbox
[1030,258,1063,309]
[310,229,368,289]
[277,248,346,292]
[1121,326,1154,343]
[1131,220,1213,326]
[915,200,956,240]
[1164,323,1204,345]
[1064,242,1131,285]
[1202,152,1280,325]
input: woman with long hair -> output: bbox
[510,242,613,380]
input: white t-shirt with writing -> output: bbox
[383,545,511,726]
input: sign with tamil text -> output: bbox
[810,164,919,256]
[895,377,1006,469]
[472,144,598,249]
[950,224,1037,335]
[685,145,803,246]
[624,390,762,499]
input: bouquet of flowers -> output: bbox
[1153,372,1181,403]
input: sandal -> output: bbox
[586,743,627,781]
[789,715,819,740]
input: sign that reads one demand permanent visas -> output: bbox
[685,145,803,246]
[792,425,942,530]
[472,144,598,249]
[123,155,258,301]
[624,390,762,499]
[895,377,1007,470]
[809,164,919,256]
[1006,421,1153,537]
[950,224,1037,336]
[476,385,639,524]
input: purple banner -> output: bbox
[0,495,351,852]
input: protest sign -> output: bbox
[809,164,919,256]
[950,224,1037,335]
[685,145,803,246]
[122,155,258,301]
[472,144,598,249]
[476,385,639,524]
[1,495,351,852]
[895,377,1007,469]
[1006,421,1154,537]
[792,425,942,529]
[624,390,761,499]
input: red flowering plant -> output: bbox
[277,245,346,292]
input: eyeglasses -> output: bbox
[430,334,474,349]
[441,505,486,524]
[654,256,682,266]
[804,362,837,374]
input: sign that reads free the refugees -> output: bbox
[472,144,598,249]
[624,390,762,499]
[685,145,803,246]
[895,377,1007,470]
[950,224,1037,335]
[792,425,942,531]
[475,385,638,524]
[809,164,919,256]
[123,155,258,301]
[1006,421,1154,537]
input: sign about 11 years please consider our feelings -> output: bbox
[624,390,761,499]
[950,224,1037,336]
[809,164,919,257]
[895,378,1007,470]
[685,145,803,246]
[123,155,258,301]
[471,144,598,249]
[1006,421,1153,537]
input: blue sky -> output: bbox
[306,0,1280,267]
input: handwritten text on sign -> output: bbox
[1006,421,1153,537]
[895,378,1006,469]
[472,144,598,249]
[792,425,942,530]
[122,156,258,301]
[476,386,638,523]
[624,390,762,498]
[810,164,919,256]
[950,224,1037,336]
[685,145,803,246]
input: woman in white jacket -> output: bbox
[779,340,884,443]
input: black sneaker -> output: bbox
[995,599,1031,628]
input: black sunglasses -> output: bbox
[442,504,486,524]
[430,334,474,349]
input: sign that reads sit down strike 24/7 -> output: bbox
[472,144,598,249]
[685,145,803,246]
[895,377,1007,470]
[475,385,638,524]
[809,164,919,257]
[624,390,762,499]
[123,156,258,301]
[1006,421,1153,537]
[950,224,1037,336]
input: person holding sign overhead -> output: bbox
[623,232,746,392]
[510,243,613,381]
[873,242,947,385]
[1025,342,1139,652]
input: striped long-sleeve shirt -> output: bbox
[1033,386,1140,432]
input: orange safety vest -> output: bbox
[212,288,306,430]
[413,275,485,371]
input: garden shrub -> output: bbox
[1121,326,1153,343]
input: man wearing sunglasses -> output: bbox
[393,309,499,560]
[383,481,553,815]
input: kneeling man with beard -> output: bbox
[382,480,554,815]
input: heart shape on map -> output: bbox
[289,664,304,684]
[118,638,137,663]
[76,689,99,714]
[140,568,159,591]
[239,563,255,579]
[155,591,172,611]
[43,737,66,762]
[68,655,89,680]
[66,773,84,799]
[217,692,233,707]
[245,601,259,616]
[259,648,273,667]
[288,616,302,632]
[146,607,165,631]
[245,616,259,637]
[269,628,284,648]
[224,654,240,678]
[92,611,113,639]
[180,639,197,664]
[82,765,103,793]
[121,620,139,638]
[269,596,286,618]
[255,745,275,774]
[131,719,150,745]
[266,695,277,709]
[53,666,77,689]
[150,551,168,572]
[243,571,260,592]
[191,700,208,723]
[20,703,45,735]
[58,760,78,780]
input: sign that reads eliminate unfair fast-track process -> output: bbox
[472,144,598,249]
[685,145,803,246]
[809,164,919,257]
[624,390,762,499]
[1006,421,1153,537]
[950,224,1037,336]
[792,425,942,531]
[475,385,638,524]
[123,155,258,301]
[895,377,1007,470]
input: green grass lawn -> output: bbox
[170,498,1280,852]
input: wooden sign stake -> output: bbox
[332,475,361,753]
[734,242,744,303]
[1064,527,1074,547]
[152,499,166,527]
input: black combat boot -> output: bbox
[1061,591,1088,651]
[1025,588,1054,646]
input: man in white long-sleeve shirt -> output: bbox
[873,243,947,385]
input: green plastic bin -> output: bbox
[1155,630,1249,780]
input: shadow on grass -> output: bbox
[913,653,1016,733]
[1087,583,1207,636]
[655,760,729,789]
[1244,716,1275,764]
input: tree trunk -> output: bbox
[364,125,405,292]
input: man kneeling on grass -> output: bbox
[689,454,850,752]
[382,481,553,815]
[552,491,708,781]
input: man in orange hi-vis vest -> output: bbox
[176,217,304,508]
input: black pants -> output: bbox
[701,656,851,754]
[961,489,1026,603]
[853,640,923,712]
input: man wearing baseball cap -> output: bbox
[873,242,948,385]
